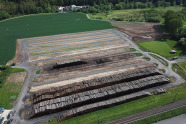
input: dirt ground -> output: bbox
[110,21,163,42]
[6,39,22,66]
[35,58,146,82]
[6,72,27,83]
[37,47,130,67]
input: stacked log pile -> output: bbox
[30,67,160,104]
[46,53,135,72]
[24,75,169,119]
[52,59,87,69]
[57,91,151,121]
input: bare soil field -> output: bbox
[6,39,22,66]
[37,47,130,67]
[29,44,129,62]
[28,36,121,51]
[26,29,114,43]
[110,21,163,42]
[27,34,119,47]
[29,40,124,56]
[6,72,27,83]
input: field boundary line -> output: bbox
[0,13,55,23]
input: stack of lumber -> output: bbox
[24,75,169,119]
[57,91,151,121]
[30,67,160,104]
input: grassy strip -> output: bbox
[36,70,41,74]
[0,66,11,88]
[150,54,168,66]
[172,63,186,80]
[143,57,150,61]
[130,48,137,51]
[31,46,88,56]
[135,53,143,56]
[10,68,26,73]
[47,83,186,124]
[130,106,186,124]
[0,67,26,109]
[177,62,186,71]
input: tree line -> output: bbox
[0,0,186,20]
[164,9,186,48]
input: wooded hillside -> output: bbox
[0,0,186,20]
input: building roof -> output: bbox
[171,50,176,52]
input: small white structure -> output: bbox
[57,6,65,12]
[71,5,76,11]
[71,5,90,11]
[170,50,176,54]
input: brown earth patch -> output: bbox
[110,21,163,43]
[6,39,22,65]
[26,29,113,43]
[37,47,130,67]
[6,72,27,83]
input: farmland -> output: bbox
[0,13,114,65]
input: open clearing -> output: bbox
[0,68,26,109]
[138,40,183,58]
[110,21,163,42]
[0,13,114,65]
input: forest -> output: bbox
[0,0,186,20]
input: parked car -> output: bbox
[0,117,4,124]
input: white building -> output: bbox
[57,6,65,12]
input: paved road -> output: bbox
[10,40,33,124]
[107,99,186,124]
[154,114,186,124]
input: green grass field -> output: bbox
[172,63,186,80]
[138,39,183,58]
[131,106,186,124]
[0,13,114,65]
[0,68,26,109]
[177,62,186,71]
[48,83,186,124]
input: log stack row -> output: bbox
[47,53,135,71]
[30,67,160,104]
[24,75,169,119]
[57,91,151,121]
[52,59,86,69]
